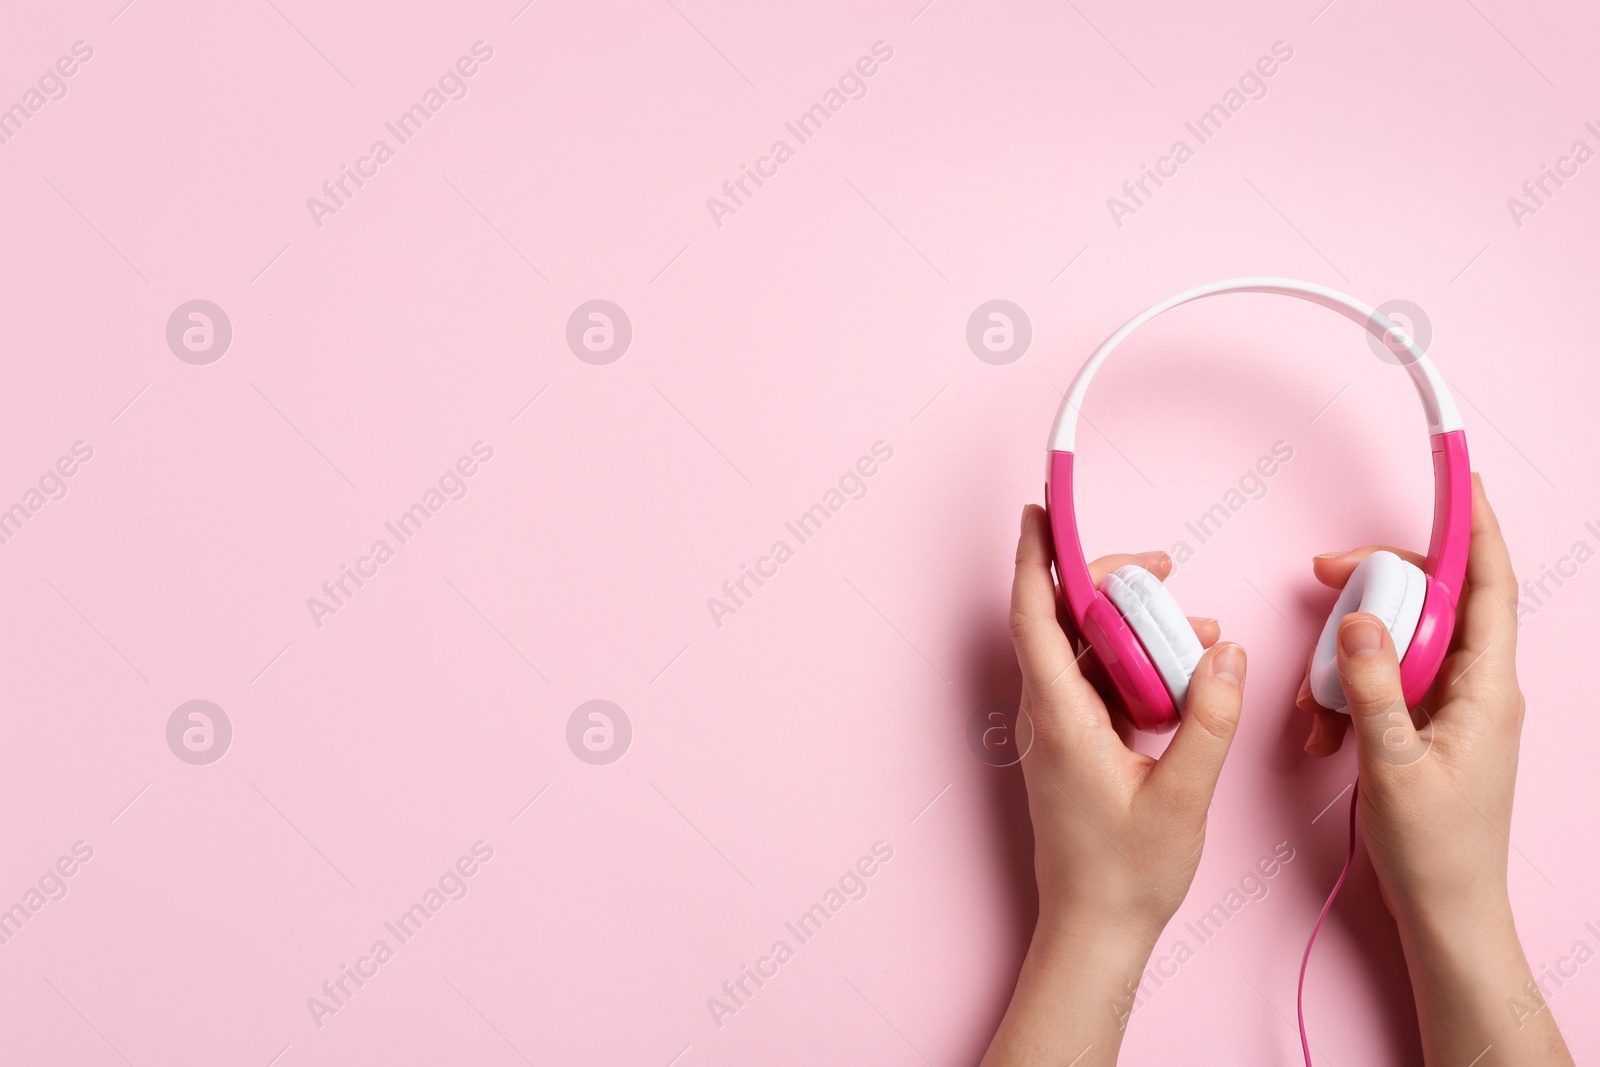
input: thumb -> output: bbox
[1149,643,1246,811]
[1336,613,1423,768]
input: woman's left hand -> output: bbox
[982,505,1248,1067]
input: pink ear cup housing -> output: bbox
[1396,428,1471,708]
[1397,574,1458,708]
[1080,596,1183,733]
[1046,450,1181,732]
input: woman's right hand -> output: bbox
[1299,474,1574,1065]
[1298,472,1522,927]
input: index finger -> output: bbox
[1311,545,1428,589]
[1089,550,1173,586]
[1455,473,1519,660]
[1010,505,1077,688]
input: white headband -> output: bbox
[1048,278,1462,453]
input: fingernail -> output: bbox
[1339,616,1384,657]
[1191,616,1217,627]
[1212,643,1246,686]
[1314,552,1343,561]
[1296,674,1311,704]
[1021,506,1030,532]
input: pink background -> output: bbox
[2,0,1597,1063]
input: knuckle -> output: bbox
[1007,609,1035,644]
[1346,675,1403,716]
[1185,680,1240,743]
[1350,697,1401,724]
[1343,657,1400,702]
[1189,703,1237,745]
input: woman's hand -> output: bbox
[1297,474,1521,927]
[1009,505,1245,939]
[982,505,1247,1066]
[1297,474,1574,1065]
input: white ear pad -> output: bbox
[1310,550,1428,713]
[1103,565,1205,711]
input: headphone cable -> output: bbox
[1297,775,1360,1066]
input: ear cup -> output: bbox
[1310,550,1428,713]
[1102,565,1205,712]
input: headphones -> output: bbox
[1044,279,1472,731]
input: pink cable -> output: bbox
[1297,777,1359,1067]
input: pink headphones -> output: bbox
[1044,279,1472,731]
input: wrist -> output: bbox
[1389,881,1515,949]
[1029,901,1163,982]
[1387,889,1570,1064]
[1394,887,1526,999]
[1024,908,1164,1004]
[982,907,1160,1064]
